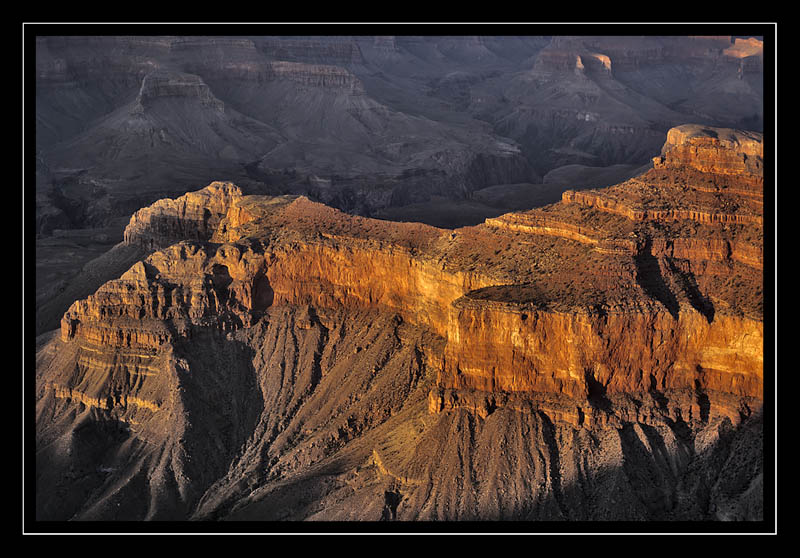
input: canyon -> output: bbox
[34,123,766,524]
[35,34,763,237]
[33,34,766,343]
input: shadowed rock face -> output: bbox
[34,35,539,233]
[473,35,763,174]
[134,71,225,111]
[34,34,764,235]
[36,124,765,522]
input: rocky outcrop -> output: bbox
[123,182,243,249]
[60,239,273,349]
[133,71,224,111]
[266,61,365,92]
[69,194,492,354]
[557,126,764,254]
[653,124,763,177]
[485,212,638,255]
[723,37,763,59]
[532,46,613,79]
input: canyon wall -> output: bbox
[439,299,762,401]
[38,123,766,522]
[58,124,764,421]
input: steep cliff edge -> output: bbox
[36,124,765,522]
[123,181,244,249]
[654,124,764,177]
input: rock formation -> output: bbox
[123,182,244,249]
[34,35,541,235]
[35,34,764,236]
[35,124,765,523]
[471,35,763,176]
[134,71,225,112]
[654,124,764,177]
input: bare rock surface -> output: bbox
[35,124,765,523]
[35,34,763,236]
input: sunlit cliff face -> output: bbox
[35,122,765,522]
[57,124,763,423]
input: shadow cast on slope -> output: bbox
[634,239,681,320]
[172,328,266,509]
[213,405,766,530]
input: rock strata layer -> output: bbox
[36,34,764,238]
[57,123,764,427]
[37,124,765,522]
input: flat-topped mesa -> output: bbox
[213,195,495,338]
[134,71,224,111]
[123,182,244,250]
[653,124,764,178]
[69,188,489,347]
